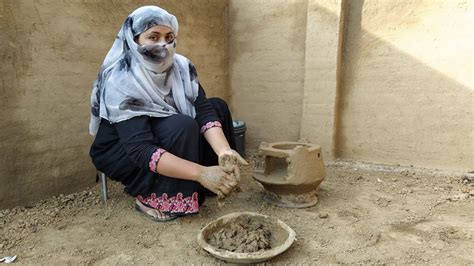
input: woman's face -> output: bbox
[136,25,175,46]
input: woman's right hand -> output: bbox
[196,166,238,198]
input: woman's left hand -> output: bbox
[218,149,249,182]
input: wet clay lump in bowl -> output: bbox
[197,212,296,263]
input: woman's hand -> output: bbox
[196,166,238,198]
[218,149,249,181]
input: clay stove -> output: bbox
[253,141,325,208]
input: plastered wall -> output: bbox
[300,0,345,160]
[229,0,472,171]
[228,0,308,149]
[337,0,473,171]
[0,0,229,209]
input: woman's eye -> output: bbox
[166,35,175,43]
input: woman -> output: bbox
[89,6,247,222]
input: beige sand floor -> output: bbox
[1,159,473,264]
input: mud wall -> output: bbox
[228,0,308,148]
[0,0,229,209]
[337,0,473,171]
[300,0,345,160]
[229,0,472,171]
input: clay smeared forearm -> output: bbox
[203,127,232,156]
[155,152,236,198]
[155,152,203,181]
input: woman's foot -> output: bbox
[135,199,177,222]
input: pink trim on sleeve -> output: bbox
[200,121,222,134]
[149,148,167,173]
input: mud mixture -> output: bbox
[208,216,272,253]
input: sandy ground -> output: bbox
[1,159,473,264]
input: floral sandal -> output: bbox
[135,198,177,222]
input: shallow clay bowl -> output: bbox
[197,212,296,264]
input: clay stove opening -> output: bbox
[264,156,288,181]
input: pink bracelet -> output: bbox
[200,121,222,134]
[149,148,167,173]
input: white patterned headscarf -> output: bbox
[89,6,199,135]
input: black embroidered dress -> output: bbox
[90,85,236,216]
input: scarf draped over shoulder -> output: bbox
[89,5,199,135]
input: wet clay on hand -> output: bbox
[217,155,243,207]
[217,172,240,207]
[219,154,242,179]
